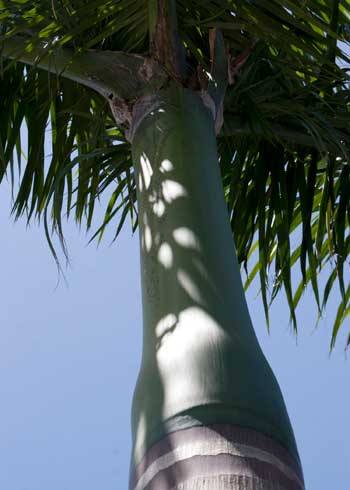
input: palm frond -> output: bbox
[0,0,349,347]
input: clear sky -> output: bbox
[0,179,349,490]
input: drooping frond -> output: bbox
[218,42,350,347]
[0,0,349,347]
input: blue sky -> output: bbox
[0,181,349,490]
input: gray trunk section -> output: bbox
[130,424,303,490]
[175,475,290,489]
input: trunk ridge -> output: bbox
[131,425,303,490]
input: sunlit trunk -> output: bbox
[129,85,304,490]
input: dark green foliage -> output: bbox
[0,0,349,347]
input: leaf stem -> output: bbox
[1,36,167,101]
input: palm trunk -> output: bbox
[130,85,304,490]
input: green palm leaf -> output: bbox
[0,0,349,348]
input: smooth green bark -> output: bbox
[131,86,300,469]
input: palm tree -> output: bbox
[1,1,349,488]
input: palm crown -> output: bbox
[0,0,349,348]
